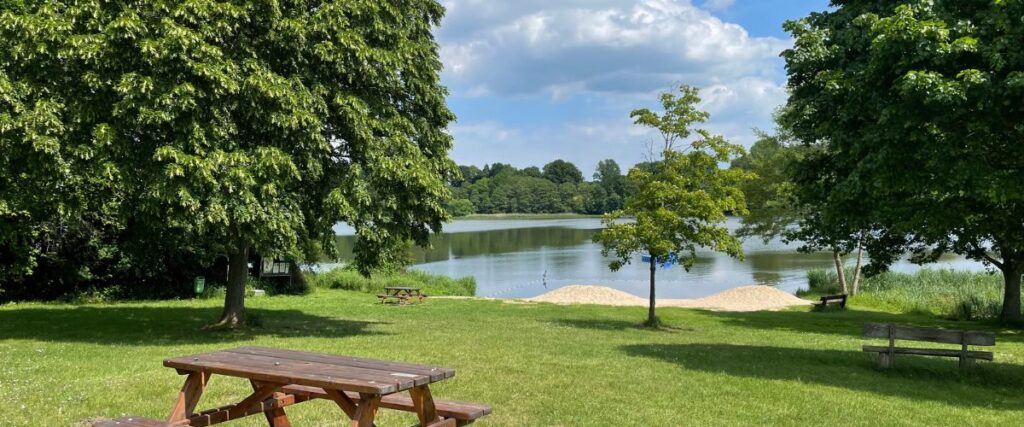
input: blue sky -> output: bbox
[435,0,830,176]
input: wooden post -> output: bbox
[351,393,381,427]
[959,331,973,370]
[169,371,209,422]
[410,385,442,426]
[885,324,895,368]
[251,380,291,427]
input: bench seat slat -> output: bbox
[862,345,993,361]
[280,384,492,421]
[863,322,995,346]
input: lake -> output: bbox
[332,218,985,299]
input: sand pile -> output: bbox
[526,284,811,312]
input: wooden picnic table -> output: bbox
[162,346,457,427]
[379,286,426,304]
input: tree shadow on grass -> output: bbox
[621,343,1024,410]
[0,306,388,345]
[701,308,1024,343]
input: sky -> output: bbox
[435,0,831,177]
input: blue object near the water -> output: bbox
[642,253,679,269]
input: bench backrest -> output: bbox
[863,323,995,346]
[821,294,846,301]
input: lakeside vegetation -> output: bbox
[308,268,476,297]
[3,288,1023,426]
[802,269,1004,321]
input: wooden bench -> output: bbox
[862,322,995,369]
[812,294,847,310]
[92,417,173,427]
[281,384,491,426]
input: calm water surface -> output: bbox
[333,218,984,299]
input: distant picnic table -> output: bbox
[156,346,489,426]
[379,286,426,304]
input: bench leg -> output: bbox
[351,393,381,427]
[169,371,209,422]
[252,380,291,427]
[877,352,893,369]
[959,356,975,370]
[410,385,442,426]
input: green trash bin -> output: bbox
[193,276,206,294]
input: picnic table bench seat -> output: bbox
[93,416,174,427]
[281,384,491,425]
[862,322,995,369]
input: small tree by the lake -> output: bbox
[594,85,752,326]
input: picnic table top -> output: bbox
[163,346,455,395]
[384,286,422,292]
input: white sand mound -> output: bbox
[526,285,647,306]
[526,284,811,312]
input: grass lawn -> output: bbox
[2,290,1024,426]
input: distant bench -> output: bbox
[812,294,847,310]
[862,322,995,369]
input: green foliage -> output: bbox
[0,1,457,312]
[542,159,584,185]
[450,159,627,215]
[730,128,803,243]
[446,199,476,217]
[308,267,475,296]
[782,1,1024,321]
[803,268,1004,321]
[597,85,751,272]
[596,85,751,324]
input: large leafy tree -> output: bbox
[782,1,1024,321]
[0,0,457,326]
[731,128,867,295]
[595,85,751,326]
[542,159,584,185]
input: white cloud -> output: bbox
[701,0,736,12]
[439,0,788,99]
[437,0,792,172]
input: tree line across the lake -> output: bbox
[446,159,634,216]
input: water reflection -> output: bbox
[332,218,985,299]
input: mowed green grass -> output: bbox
[2,290,1024,426]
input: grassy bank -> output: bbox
[803,269,1003,320]
[3,289,1024,426]
[308,268,476,296]
[456,213,600,220]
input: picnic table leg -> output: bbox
[409,385,442,426]
[350,393,381,427]
[251,380,292,427]
[169,371,209,422]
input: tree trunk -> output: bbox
[648,255,657,326]
[217,244,249,328]
[832,249,848,295]
[999,259,1022,324]
[289,260,309,293]
[851,240,864,295]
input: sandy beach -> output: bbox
[524,284,812,311]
